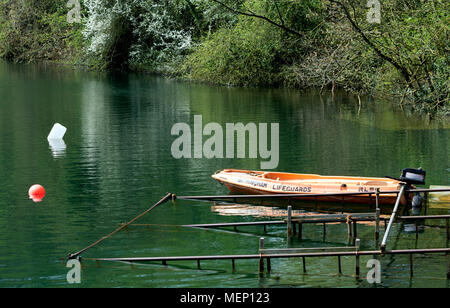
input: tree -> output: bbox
[328,0,449,112]
[83,0,193,71]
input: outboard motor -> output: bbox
[386,167,426,208]
[398,168,426,206]
[386,167,426,188]
[399,168,426,186]
[397,168,426,234]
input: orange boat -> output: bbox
[212,169,413,206]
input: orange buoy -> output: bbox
[29,184,46,202]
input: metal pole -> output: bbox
[447,253,450,280]
[415,220,419,241]
[355,239,360,278]
[259,237,265,273]
[287,206,292,240]
[347,216,353,241]
[381,184,406,251]
[375,188,380,246]
[338,256,342,274]
[446,218,450,245]
[68,193,173,259]
[409,254,413,277]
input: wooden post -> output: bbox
[232,259,235,271]
[287,206,292,240]
[197,260,201,269]
[267,258,271,273]
[355,239,360,279]
[259,237,265,273]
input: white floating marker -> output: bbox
[48,123,67,158]
[47,123,67,140]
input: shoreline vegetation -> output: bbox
[0,0,448,117]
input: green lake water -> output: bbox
[0,61,449,288]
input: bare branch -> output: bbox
[329,0,413,83]
[211,0,303,38]
[273,0,285,26]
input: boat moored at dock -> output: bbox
[212,169,421,206]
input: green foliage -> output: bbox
[0,0,447,114]
[182,0,325,86]
[183,17,283,86]
[82,0,195,71]
[0,0,83,63]
[323,0,449,113]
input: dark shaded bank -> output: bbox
[0,0,448,116]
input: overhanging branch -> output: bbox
[211,0,304,38]
[329,0,413,83]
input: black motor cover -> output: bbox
[400,168,426,185]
